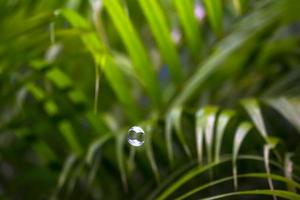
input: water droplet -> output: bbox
[127,126,145,147]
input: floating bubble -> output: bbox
[127,126,145,147]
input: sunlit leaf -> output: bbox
[174,0,202,55]
[232,121,252,190]
[139,0,183,83]
[214,110,235,162]
[104,0,161,107]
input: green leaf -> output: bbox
[203,0,223,35]
[46,68,72,89]
[139,0,183,83]
[267,97,300,133]
[33,141,57,164]
[166,107,191,165]
[195,106,218,165]
[176,173,300,200]
[174,0,202,55]
[171,2,284,107]
[241,99,267,138]
[201,190,300,200]
[232,0,248,15]
[263,144,277,200]
[157,155,283,200]
[58,120,82,155]
[263,70,300,97]
[203,106,218,164]
[232,121,252,190]
[214,110,235,162]
[68,89,87,105]
[86,134,112,165]
[55,154,77,194]
[157,157,231,200]
[145,125,160,182]
[104,0,161,107]
[284,153,296,192]
[195,109,205,165]
[44,100,58,116]
[59,8,139,121]
[116,133,128,191]
[58,8,103,56]
[26,83,45,101]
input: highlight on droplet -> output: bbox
[127,126,145,147]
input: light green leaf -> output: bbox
[195,106,218,165]
[241,99,267,138]
[139,0,183,83]
[284,153,296,192]
[203,106,218,164]
[176,173,300,200]
[166,107,191,165]
[86,134,112,165]
[174,0,201,55]
[46,68,72,89]
[104,0,161,107]
[232,121,252,190]
[59,8,139,121]
[26,83,45,101]
[201,190,300,200]
[264,144,277,200]
[214,110,235,162]
[44,100,58,116]
[56,154,77,193]
[232,0,248,15]
[204,0,223,35]
[58,120,82,155]
[157,155,283,200]
[171,2,284,108]
[145,125,160,182]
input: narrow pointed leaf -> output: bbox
[166,107,191,165]
[195,108,206,165]
[104,0,161,107]
[174,0,201,55]
[215,110,235,162]
[145,125,160,182]
[241,99,267,138]
[232,0,248,15]
[267,97,300,133]
[201,190,300,200]
[171,2,285,107]
[56,154,77,192]
[284,153,296,192]
[156,155,283,200]
[232,121,252,190]
[264,144,277,200]
[203,0,223,35]
[58,120,83,155]
[86,134,112,165]
[116,133,128,191]
[176,173,300,200]
[204,106,218,164]
[139,0,183,83]
[59,9,139,121]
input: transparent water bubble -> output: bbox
[127,126,145,147]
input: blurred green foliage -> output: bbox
[1,0,300,199]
